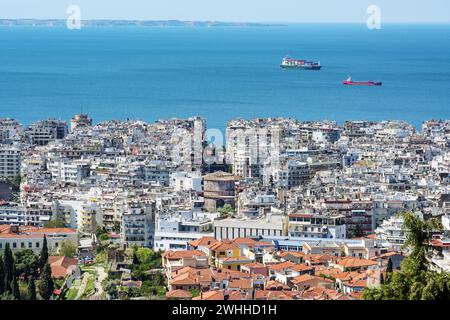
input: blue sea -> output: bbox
[0,24,449,133]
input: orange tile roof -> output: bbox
[228,279,253,290]
[162,250,206,260]
[336,257,377,268]
[291,274,334,285]
[278,251,305,258]
[268,261,296,271]
[48,256,78,279]
[209,241,240,251]
[291,264,315,273]
[188,236,219,248]
[192,290,224,300]
[265,280,290,290]
[165,289,193,298]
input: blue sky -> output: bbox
[1,0,449,23]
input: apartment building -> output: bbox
[0,146,20,178]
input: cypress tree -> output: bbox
[27,276,36,300]
[39,235,49,270]
[3,243,14,293]
[37,263,54,300]
[12,267,20,300]
[0,255,5,294]
[386,257,393,273]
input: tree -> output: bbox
[14,249,39,281]
[37,263,54,300]
[0,255,5,295]
[132,252,140,265]
[39,235,49,270]
[348,224,364,238]
[59,240,77,258]
[386,257,393,273]
[218,204,234,217]
[363,212,450,300]
[11,267,20,300]
[27,276,36,300]
[3,243,14,293]
[43,220,65,228]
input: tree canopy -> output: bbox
[363,212,450,300]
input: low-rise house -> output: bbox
[332,256,378,272]
[291,274,334,291]
[165,289,193,300]
[162,250,208,277]
[48,256,80,279]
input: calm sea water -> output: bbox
[0,24,449,133]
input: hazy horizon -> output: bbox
[1,0,449,24]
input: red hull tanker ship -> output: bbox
[343,76,382,86]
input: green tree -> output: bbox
[38,235,49,270]
[11,268,20,300]
[59,240,77,258]
[43,220,66,228]
[3,243,14,293]
[189,288,200,298]
[154,271,165,286]
[0,255,5,295]
[386,257,393,273]
[27,276,37,300]
[14,249,39,281]
[37,263,54,300]
[364,212,450,300]
[218,204,234,217]
[132,252,140,265]
[0,292,16,300]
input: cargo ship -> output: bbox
[281,56,321,70]
[343,76,382,86]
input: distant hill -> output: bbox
[0,19,285,27]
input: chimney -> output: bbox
[10,225,19,234]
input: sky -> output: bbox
[0,0,449,23]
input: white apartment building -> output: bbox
[0,118,21,144]
[154,211,216,251]
[170,171,203,192]
[375,215,407,251]
[121,201,156,247]
[48,159,90,184]
[288,213,346,239]
[25,201,57,227]
[0,146,20,178]
[213,212,285,240]
[0,203,26,225]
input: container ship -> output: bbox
[281,56,321,70]
[343,76,382,86]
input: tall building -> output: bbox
[70,113,93,132]
[25,119,68,146]
[0,146,20,178]
[0,118,22,144]
[203,171,238,212]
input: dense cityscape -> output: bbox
[0,115,449,300]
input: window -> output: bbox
[36,242,40,248]
[13,242,17,248]
[21,242,25,248]
[28,242,32,248]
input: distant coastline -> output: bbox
[0,19,285,27]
